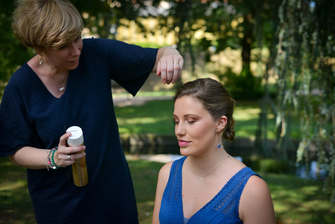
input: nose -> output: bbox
[175,122,186,137]
[70,42,81,56]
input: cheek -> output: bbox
[189,124,213,140]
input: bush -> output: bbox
[219,67,264,100]
[244,157,292,174]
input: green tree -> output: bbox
[0,0,33,87]
[274,0,335,203]
[71,0,152,39]
[207,0,281,100]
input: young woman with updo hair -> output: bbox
[153,78,276,224]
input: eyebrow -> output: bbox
[173,114,200,118]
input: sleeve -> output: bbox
[96,38,158,96]
[0,81,38,157]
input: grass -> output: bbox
[112,90,176,98]
[114,98,301,139]
[0,157,35,224]
[1,157,334,224]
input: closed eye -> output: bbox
[59,44,68,50]
[74,36,82,42]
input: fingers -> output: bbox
[158,55,183,85]
[55,132,86,167]
[172,57,183,83]
[54,146,86,167]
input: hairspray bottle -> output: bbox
[66,126,88,187]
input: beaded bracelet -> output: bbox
[47,147,61,170]
[46,150,53,171]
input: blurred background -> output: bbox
[1,0,335,223]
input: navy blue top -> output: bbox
[159,157,260,224]
[0,38,158,223]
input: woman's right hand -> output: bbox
[53,132,86,168]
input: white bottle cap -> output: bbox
[66,126,84,146]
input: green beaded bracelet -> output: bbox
[50,147,61,170]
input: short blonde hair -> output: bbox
[12,0,83,49]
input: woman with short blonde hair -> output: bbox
[0,0,184,223]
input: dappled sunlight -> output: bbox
[264,173,335,224]
[119,117,158,125]
[0,180,27,191]
[234,108,261,120]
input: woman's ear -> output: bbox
[216,115,227,132]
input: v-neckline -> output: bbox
[180,157,248,221]
[25,63,71,99]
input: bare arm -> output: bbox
[152,46,183,85]
[239,176,277,224]
[9,132,86,169]
[152,162,173,224]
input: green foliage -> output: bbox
[259,159,291,174]
[219,67,264,100]
[0,0,34,85]
[275,0,335,204]
[243,157,294,174]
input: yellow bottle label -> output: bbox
[68,142,88,187]
[71,150,88,187]
[66,126,88,187]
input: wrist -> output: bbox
[47,147,61,170]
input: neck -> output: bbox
[189,148,227,177]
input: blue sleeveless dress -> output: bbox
[159,157,260,224]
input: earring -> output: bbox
[39,55,43,65]
[215,143,224,148]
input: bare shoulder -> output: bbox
[244,175,270,195]
[239,175,276,224]
[159,161,173,176]
[157,161,174,185]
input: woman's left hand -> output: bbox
[155,47,184,84]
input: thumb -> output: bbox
[59,132,71,147]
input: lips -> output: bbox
[178,139,190,147]
[69,58,79,64]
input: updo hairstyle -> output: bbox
[174,78,236,141]
[12,0,83,50]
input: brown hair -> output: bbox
[12,0,83,49]
[174,78,236,141]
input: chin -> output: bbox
[179,147,194,157]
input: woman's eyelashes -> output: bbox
[59,36,81,49]
[59,44,67,50]
[173,118,196,125]
[74,36,81,42]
